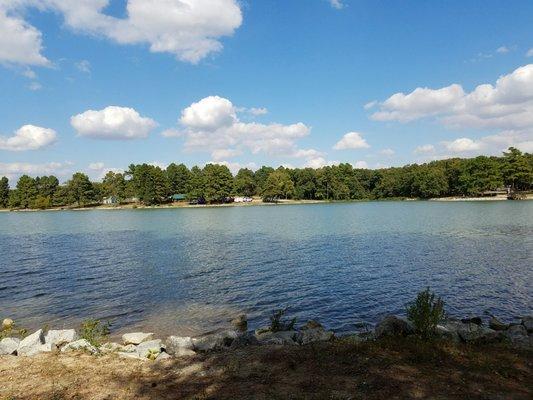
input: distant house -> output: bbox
[170,193,187,201]
[103,196,119,205]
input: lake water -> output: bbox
[0,201,531,337]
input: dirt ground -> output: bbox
[1,337,531,400]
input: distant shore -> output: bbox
[1,194,532,213]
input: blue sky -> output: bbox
[0,0,532,181]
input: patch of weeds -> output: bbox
[406,287,445,339]
[79,319,110,347]
[0,323,28,340]
[269,308,297,332]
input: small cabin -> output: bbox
[103,196,119,205]
[171,193,187,201]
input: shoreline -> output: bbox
[1,194,531,213]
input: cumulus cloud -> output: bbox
[0,124,57,151]
[211,160,257,175]
[333,132,370,150]
[443,137,482,153]
[0,7,50,66]
[304,157,339,169]
[370,64,533,131]
[1,0,242,65]
[413,144,435,154]
[328,0,344,9]
[71,106,157,140]
[353,161,368,169]
[168,95,320,163]
[86,161,123,180]
[0,161,73,181]
[379,148,395,156]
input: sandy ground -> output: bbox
[1,337,531,400]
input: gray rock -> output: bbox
[0,337,20,355]
[229,332,258,349]
[299,327,334,345]
[461,317,482,326]
[17,329,46,356]
[99,342,128,353]
[155,352,172,361]
[457,323,502,343]
[505,324,530,348]
[436,324,460,342]
[45,329,78,349]
[231,314,248,332]
[521,316,533,333]
[192,330,239,352]
[254,327,271,335]
[374,315,414,338]
[165,336,196,357]
[488,317,509,331]
[122,332,154,345]
[255,330,299,345]
[301,320,323,330]
[61,339,99,354]
[136,339,163,359]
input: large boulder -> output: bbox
[0,338,20,355]
[45,329,78,349]
[17,329,46,356]
[61,339,99,354]
[255,330,299,345]
[299,328,334,345]
[229,332,259,349]
[165,336,196,357]
[505,324,531,348]
[488,317,509,331]
[192,330,239,352]
[521,317,533,333]
[461,317,483,326]
[136,339,163,360]
[122,332,154,345]
[456,323,502,344]
[374,315,414,338]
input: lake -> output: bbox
[0,201,531,337]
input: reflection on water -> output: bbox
[0,201,531,336]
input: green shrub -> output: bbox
[269,308,296,332]
[79,319,110,347]
[406,288,445,339]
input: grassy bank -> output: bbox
[1,336,531,400]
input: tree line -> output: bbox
[1,147,531,209]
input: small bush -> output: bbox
[269,308,297,332]
[0,321,27,340]
[79,319,110,347]
[406,288,445,339]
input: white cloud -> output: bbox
[353,161,368,169]
[2,0,243,65]
[88,162,105,170]
[304,157,339,169]
[0,161,73,181]
[171,96,316,161]
[329,0,344,9]
[75,59,91,73]
[413,144,435,154]
[86,162,123,180]
[71,106,157,140]
[27,81,42,91]
[211,160,257,175]
[371,64,533,131]
[333,132,370,150]
[379,148,395,156]
[0,124,57,151]
[364,100,377,110]
[443,137,482,153]
[496,46,509,54]
[0,7,50,66]
[248,107,268,116]
[527,48,533,57]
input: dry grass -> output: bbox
[1,336,531,400]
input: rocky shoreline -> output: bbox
[1,314,532,361]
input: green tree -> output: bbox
[52,185,73,207]
[410,165,449,199]
[187,166,205,200]
[128,164,169,205]
[0,177,9,208]
[254,166,275,194]
[15,175,38,208]
[67,172,96,206]
[502,147,532,191]
[203,163,234,202]
[35,176,59,198]
[262,169,294,201]
[234,168,256,196]
[458,156,502,195]
[102,171,126,200]
[166,163,191,194]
